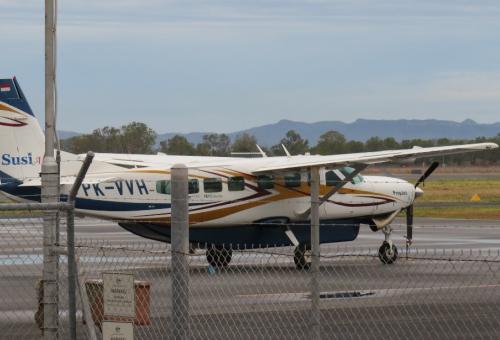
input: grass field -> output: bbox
[417,178,500,203]
[408,177,500,219]
[414,206,500,219]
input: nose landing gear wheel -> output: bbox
[378,241,398,264]
[294,244,312,270]
[206,246,232,268]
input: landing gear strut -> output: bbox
[206,245,232,268]
[294,244,312,270]
[378,225,398,264]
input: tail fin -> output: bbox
[0,77,44,183]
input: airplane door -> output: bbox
[294,170,327,218]
[317,169,329,217]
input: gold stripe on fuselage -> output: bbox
[0,102,19,114]
[132,169,399,224]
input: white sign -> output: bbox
[103,321,134,340]
[103,273,135,318]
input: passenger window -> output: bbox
[284,173,301,188]
[204,178,222,193]
[157,179,198,194]
[228,176,245,191]
[156,180,171,194]
[188,179,199,194]
[257,175,274,190]
[325,171,342,187]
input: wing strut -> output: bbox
[255,144,268,158]
[284,228,300,246]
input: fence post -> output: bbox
[67,152,94,340]
[42,0,59,338]
[171,164,190,339]
[66,208,77,339]
[310,166,321,340]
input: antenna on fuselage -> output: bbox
[231,144,268,158]
[281,144,292,157]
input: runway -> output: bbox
[0,217,499,339]
[56,216,500,251]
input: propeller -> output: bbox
[406,161,439,257]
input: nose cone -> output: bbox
[415,187,424,198]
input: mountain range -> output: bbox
[60,118,500,147]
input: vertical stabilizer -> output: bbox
[0,78,44,182]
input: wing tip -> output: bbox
[478,142,499,150]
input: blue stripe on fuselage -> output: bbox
[74,197,171,211]
[1,184,178,212]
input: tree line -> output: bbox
[61,122,500,165]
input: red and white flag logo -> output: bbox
[0,84,11,92]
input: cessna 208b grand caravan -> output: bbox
[0,78,498,268]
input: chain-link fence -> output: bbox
[0,217,45,340]
[1,214,500,339]
[74,238,500,340]
[0,214,78,340]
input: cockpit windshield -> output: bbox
[339,166,364,184]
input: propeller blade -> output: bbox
[415,161,439,188]
[406,204,413,242]
[406,204,414,257]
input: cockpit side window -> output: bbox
[325,170,342,187]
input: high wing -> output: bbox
[251,142,498,173]
[81,143,498,174]
[83,152,240,168]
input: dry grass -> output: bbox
[410,178,500,219]
[414,206,500,220]
[418,179,500,202]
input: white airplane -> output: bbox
[1,78,498,268]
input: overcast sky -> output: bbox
[2,0,500,133]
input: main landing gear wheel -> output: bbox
[378,241,398,264]
[294,244,312,270]
[206,246,232,268]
